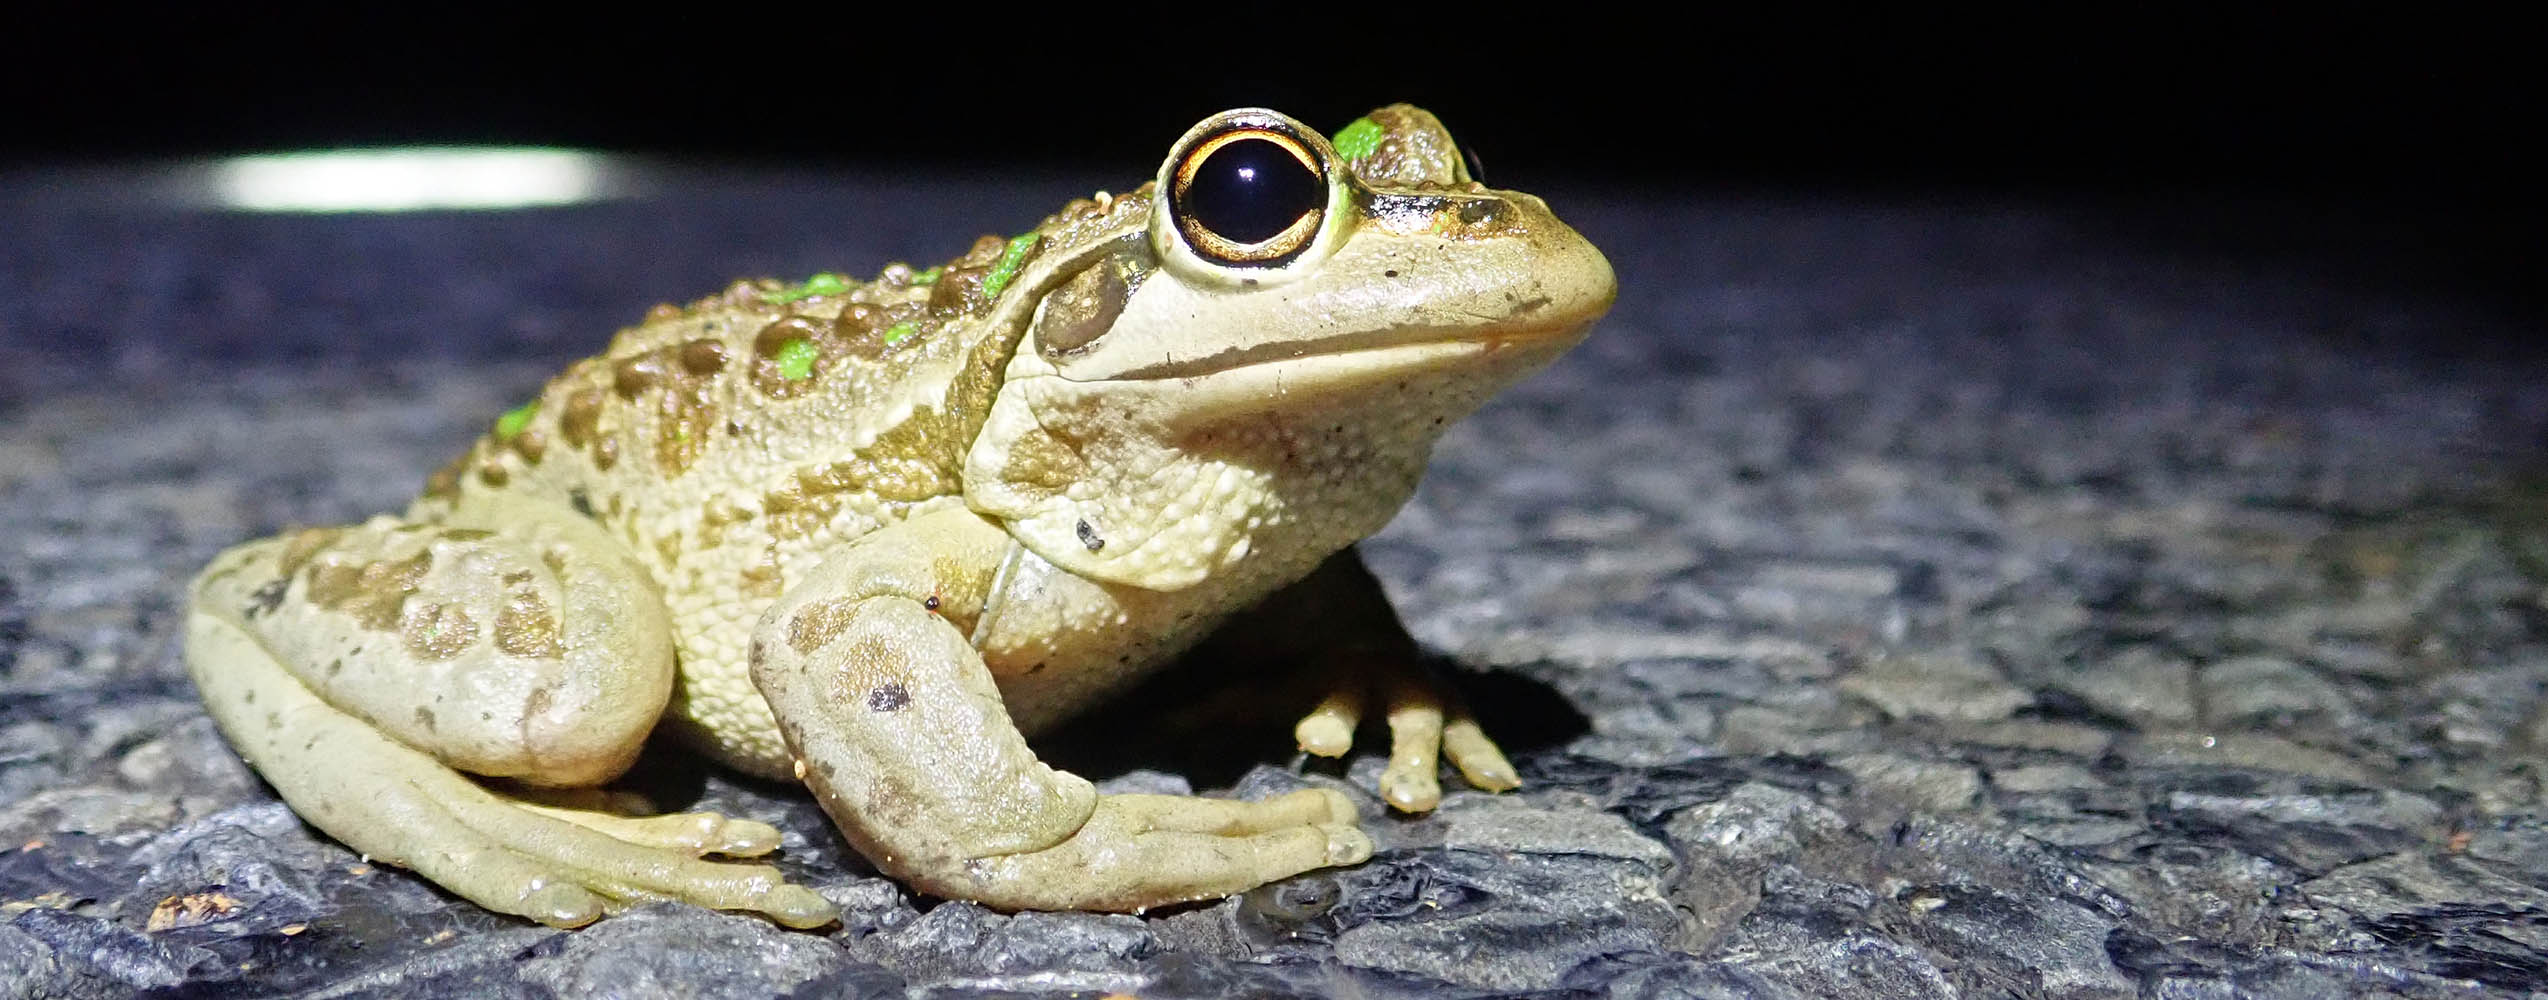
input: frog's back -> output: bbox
[414,223,1078,598]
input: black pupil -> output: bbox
[1182,136,1321,245]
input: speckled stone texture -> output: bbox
[3,170,2544,999]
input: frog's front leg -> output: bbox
[751,507,1372,912]
[187,501,834,928]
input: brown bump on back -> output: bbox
[510,430,547,464]
[560,388,604,449]
[928,234,1009,313]
[833,299,932,360]
[593,436,620,471]
[476,459,510,488]
[680,338,729,376]
[749,315,831,398]
[644,302,684,322]
[613,355,665,399]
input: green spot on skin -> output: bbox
[495,401,538,439]
[882,321,917,346]
[773,338,819,380]
[1332,117,1383,162]
[980,234,1039,300]
[763,272,851,305]
[912,266,942,286]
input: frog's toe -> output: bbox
[1380,693,1447,812]
[517,880,609,929]
[1293,648,1522,811]
[434,791,838,927]
[1375,668,1520,812]
[1112,787,1357,835]
[1293,687,1365,758]
[516,803,785,858]
[1440,716,1521,792]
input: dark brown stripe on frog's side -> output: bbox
[598,338,729,478]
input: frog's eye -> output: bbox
[1165,122,1329,267]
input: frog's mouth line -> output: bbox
[1069,311,1595,385]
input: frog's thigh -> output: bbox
[752,508,1370,912]
[190,510,668,784]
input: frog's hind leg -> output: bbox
[186,510,835,928]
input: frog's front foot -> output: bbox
[1294,657,1521,813]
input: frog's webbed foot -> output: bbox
[1294,656,1521,812]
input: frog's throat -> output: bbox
[959,328,1568,593]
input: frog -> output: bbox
[184,104,1616,928]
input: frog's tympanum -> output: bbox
[186,106,1615,927]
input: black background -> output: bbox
[6,9,2536,322]
[4,12,2523,190]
